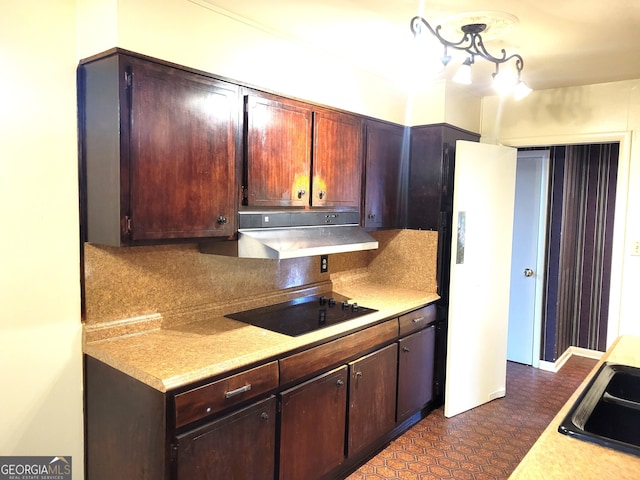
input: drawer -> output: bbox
[279,319,399,385]
[174,361,279,428]
[398,303,436,336]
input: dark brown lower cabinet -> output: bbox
[175,396,276,480]
[347,343,398,456]
[278,366,348,480]
[397,324,436,421]
[85,305,441,480]
[85,356,167,480]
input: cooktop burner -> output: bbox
[226,293,377,337]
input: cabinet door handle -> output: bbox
[318,190,326,199]
[402,346,410,353]
[355,371,363,378]
[412,316,425,324]
[217,215,228,225]
[225,384,251,398]
[260,412,269,421]
[367,213,376,219]
[336,379,344,387]
[297,189,306,199]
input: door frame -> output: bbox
[509,149,550,368]
[497,131,631,351]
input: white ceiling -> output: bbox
[196,0,640,96]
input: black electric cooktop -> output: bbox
[226,293,377,337]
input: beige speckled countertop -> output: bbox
[83,281,439,392]
[510,335,640,479]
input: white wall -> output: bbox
[77,0,481,130]
[0,0,83,476]
[481,80,640,345]
[403,80,481,133]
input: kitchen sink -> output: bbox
[559,362,640,457]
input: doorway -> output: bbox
[507,150,549,367]
[507,143,620,366]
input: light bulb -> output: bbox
[492,70,518,95]
[452,59,472,85]
[513,80,532,101]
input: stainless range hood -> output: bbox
[200,210,378,259]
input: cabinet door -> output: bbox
[407,124,480,230]
[407,125,445,231]
[128,58,238,240]
[347,343,398,457]
[397,325,436,421]
[279,366,347,480]
[245,94,312,207]
[363,120,406,229]
[312,110,362,208]
[176,396,276,480]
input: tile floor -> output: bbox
[347,355,597,480]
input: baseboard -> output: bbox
[569,346,605,360]
[538,346,603,373]
[488,388,506,401]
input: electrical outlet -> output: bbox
[320,255,329,273]
[633,240,640,256]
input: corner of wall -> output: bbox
[443,82,482,133]
[405,81,447,126]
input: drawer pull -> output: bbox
[402,346,410,353]
[412,316,425,324]
[225,384,252,399]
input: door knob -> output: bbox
[524,268,534,277]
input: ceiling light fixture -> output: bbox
[410,16,532,100]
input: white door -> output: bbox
[507,150,550,366]
[444,141,517,418]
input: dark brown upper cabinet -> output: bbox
[407,124,479,231]
[244,91,363,209]
[79,51,240,246]
[244,93,312,207]
[363,119,408,229]
[312,109,363,208]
